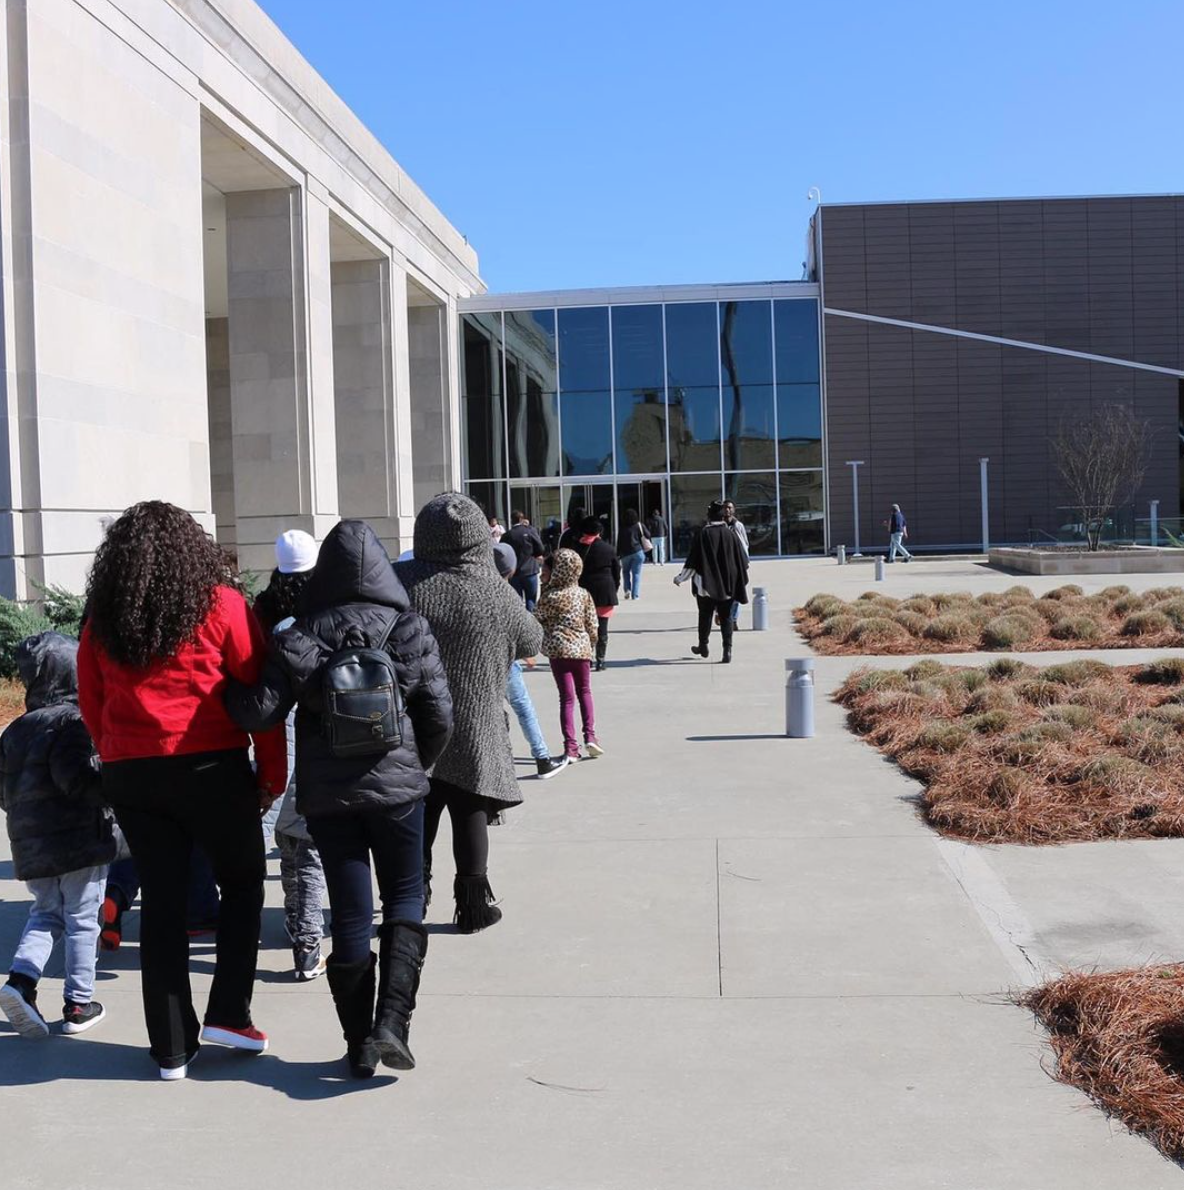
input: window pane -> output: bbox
[612,305,664,392]
[505,309,557,393]
[616,391,666,473]
[465,481,507,526]
[723,383,775,471]
[779,470,825,554]
[670,474,722,558]
[774,299,820,382]
[665,302,718,386]
[725,472,778,556]
[462,313,504,480]
[561,390,613,475]
[507,386,559,478]
[669,385,721,472]
[720,300,773,385]
[558,307,610,392]
[777,383,823,468]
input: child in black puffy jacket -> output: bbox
[0,632,114,1038]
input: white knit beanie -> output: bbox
[275,529,318,574]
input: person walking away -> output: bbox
[493,544,568,779]
[0,633,115,1039]
[227,520,452,1078]
[503,511,546,612]
[722,500,750,628]
[647,509,668,566]
[252,530,327,983]
[616,509,649,600]
[557,506,586,553]
[675,501,750,663]
[78,501,286,1080]
[488,515,505,543]
[536,550,601,761]
[397,493,544,934]
[572,515,620,672]
[885,504,912,562]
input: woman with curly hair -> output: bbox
[77,501,286,1081]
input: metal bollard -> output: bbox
[785,658,815,738]
[752,587,769,631]
[875,556,885,582]
[836,544,847,565]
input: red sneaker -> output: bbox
[200,1023,268,1052]
[99,897,123,952]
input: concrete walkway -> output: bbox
[1,557,1182,1188]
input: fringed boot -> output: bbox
[369,921,428,1071]
[453,874,502,934]
[326,953,379,1079]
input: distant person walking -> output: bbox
[397,493,543,934]
[884,504,912,563]
[617,509,649,600]
[675,501,750,664]
[536,550,602,761]
[558,507,586,553]
[503,511,546,612]
[572,515,621,672]
[488,515,505,543]
[647,509,668,565]
[722,500,750,627]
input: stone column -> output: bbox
[388,265,417,548]
[225,186,337,571]
[408,299,450,510]
[205,318,235,546]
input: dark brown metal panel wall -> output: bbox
[820,196,1184,548]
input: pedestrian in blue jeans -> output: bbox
[617,509,648,600]
[494,543,568,779]
[885,504,912,562]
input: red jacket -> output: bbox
[78,586,287,793]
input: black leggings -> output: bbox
[697,596,735,649]
[423,778,495,878]
[596,615,610,663]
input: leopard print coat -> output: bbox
[535,549,599,661]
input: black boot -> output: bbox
[423,852,432,913]
[691,641,710,658]
[595,617,609,671]
[326,953,379,1079]
[721,621,734,664]
[454,875,502,934]
[370,921,428,1071]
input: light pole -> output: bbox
[979,458,990,555]
[846,461,865,557]
[1151,499,1160,547]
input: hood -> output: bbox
[412,492,494,568]
[302,520,409,613]
[17,631,79,710]
[548,548,584,589]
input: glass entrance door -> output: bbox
[509,484,563,553]
[563,482,616,545]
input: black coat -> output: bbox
[225,521,453,818]
[686,522,749,604]
[503,522,545,577]
[616,521,649,557]
[0,632,113,881]
[573,538,621,609]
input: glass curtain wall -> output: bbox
[461,296,824,556]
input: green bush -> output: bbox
[0,599,54,679]
[1134,658,1184,685]
[1121,609,1174,637]
[30,582,84,636]
[981,614,1040,650]
[1050,615,1101,641]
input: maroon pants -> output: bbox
[550,658,596,758]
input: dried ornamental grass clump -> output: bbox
[1023,966,1184,1163]
[1136,658,1184,685]
[1122,610,1173,637]
[981,614,1040,649]
[1050,615,1101,641]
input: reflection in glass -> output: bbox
[665,302,719,386]
[668,386,721,472]
[461,313,504,480]
[723,383,775,471]
[774,299,820,383]
[612,305,664,392]
[777,383,823,468]
[507,384,559,478]
[558,307,610,393]
[720,301,773,385]
[670,473,721,558]
[615,391,666,474]
[561,390,613,476]
[779,470,825,554]
[725,472,778,556]
[562,483,615,543]
[509,485,564,552]
[465,481,508,525]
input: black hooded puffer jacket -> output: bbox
[0,632,113,881]
[225,521,453,818]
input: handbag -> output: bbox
[641,535,653,553]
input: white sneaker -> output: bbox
[585,740,604,759]
[0,981,49,1039]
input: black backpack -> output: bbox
[318,616,404,758]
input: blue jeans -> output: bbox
[106,847,221,926]
[511,572,540,611]
[307,801,424,965]
[12,866,106,1003]
[622,550,645,598]
[651,536,667,564]
[889,532,912,561]
[506,660,549,760]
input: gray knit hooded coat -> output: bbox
[396,493,544,811]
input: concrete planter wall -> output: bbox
[989,547,1184,576]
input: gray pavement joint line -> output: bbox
[715,838,723,998]
[933,836,1051,989]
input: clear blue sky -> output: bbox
[258,0,1182,294]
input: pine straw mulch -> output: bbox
[796,584,1184,655]
[1024,966,1184,1162]
[836,656,1184,843]
[0,677,23,729]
